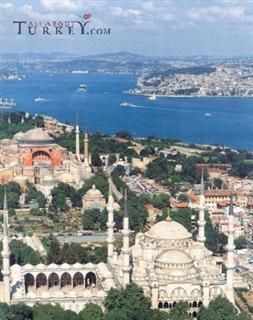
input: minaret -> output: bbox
[226,196,235,304]
[121,190,130,287]
[75,114,80,161]
[107,176,115,261]
[197,171,206,245]
[84,131,89,166]
[1,188,10,304]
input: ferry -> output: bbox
[34,97,46,102]
[0,98,16,109]
[72,70,89,74]
[149,93,157,100]
[78,84,88,92]
[120,102,142,108]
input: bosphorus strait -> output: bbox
[2,72,253,151]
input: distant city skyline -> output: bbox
[0,0,253,57]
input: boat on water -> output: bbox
[0,98,16,109]
[120,102,142,108]
[149,93,157,100]
[34,97,46,102]
[205,113,211,117]
[78,84,88,92]
[72,70,89,74]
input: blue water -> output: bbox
[1,72,253,150]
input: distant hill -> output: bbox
[2,51,156,63]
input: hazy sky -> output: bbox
[1,0,253,57]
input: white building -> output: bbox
[0,177,236,317]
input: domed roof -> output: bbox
[59,173,75,183]
[146,219,191,240]
[157,250,193,265]
[13,131,24,140]
[85,185,104,198]
[18,128,54,144]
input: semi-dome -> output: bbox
[18,128,54,145]
[156,250,193,265]
[146,219,191,240]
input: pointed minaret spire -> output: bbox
[200,170,204,196]
[197,170,206,245]
[1,187,10,304]
[122,189,130,287]
[75,113,80,161]
[3,188,8,235]
[124,189,128,218]
[107,176,115,261]
[84,130,89,165]
[226,195,235,304]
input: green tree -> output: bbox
[108,154,117,166]
[9,240,41,266]
[177,194,188,202]
[82,209,107,231]
[26,183,47,208]
[79,303,104,320]
[0,303,11,320]
[9,303,33,320]
[47,239,62,264]
[170,208,195,233]
[152,193,170,209]
[235,236,247,250]
[116,131,132,140]
[169,302,191,320]
[198,296,238,320]
[104,283,165,320]
[33,303,66,320]
[92,151,102,167]
[30,208,44,216]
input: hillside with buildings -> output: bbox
[0,112,253,318]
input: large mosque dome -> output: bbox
[18,128,54,145]
[145,219,192,240]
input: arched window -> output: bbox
[32,150,51,163]
[48,273,59,288]
[73,272,84,287]
[192,311,197,318]
[164,302,169,309]
[173,302,177,307]
[60,272,71,288]
[36,273,47,289]
[198,301,202,307]
[24,273,34,293]
[158,302,163,309]
[85,272,96,288]
[192,301,198,308]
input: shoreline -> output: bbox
[123,91,253,98]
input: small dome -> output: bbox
[156,250,193,265]
[146,220,191,240]
[13,132,24,140]
[18,128,54,144]
[85,185,104,198]
[58,173,75,183]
